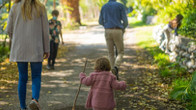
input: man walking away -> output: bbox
[99,0,128,80]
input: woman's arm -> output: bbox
[57,22,64,44]
[6,5,14,39]
[41,8,50,55]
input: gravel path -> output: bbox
[0,26,184,110]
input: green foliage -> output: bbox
[0,46,9,62]
[178,8,196,38]
[190,95,196,109]
[135,21,195,109]
[64,21,80,30]
[154,53,170,64]
[141,6,156,23]
[160,68,171,77]
[170,72,196,109]
[96,0,108,9]
[156,1,196,39]
[0,2,12,62]
[129,0,196,38]
[154,53,171,77]
[80,0,89,14]
[153,53,186,77]
[0,3,12,33]
[128,0,157,22]
[170,78,190,100]
[136,23,187,77]
[129,17,147,28]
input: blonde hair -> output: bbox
[15,0,45,20]
[94,57,111,72]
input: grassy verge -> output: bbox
[0,46,9,62]
[135,24,196,109]
[128,17,147,28]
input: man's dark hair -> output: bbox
[52,10,59,16]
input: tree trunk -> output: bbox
[53,0,56,9]
[43,0,48,5]
[60,0,81,25]
[9,0,11,11]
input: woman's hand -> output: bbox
[44,52,50,59]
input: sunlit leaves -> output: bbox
[170,72,196,108]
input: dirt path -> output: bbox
[0,26,184,110]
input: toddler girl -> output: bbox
[79,57,126,110]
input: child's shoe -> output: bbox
[46,65,51,70]
[29,99,40,110]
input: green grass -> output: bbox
[135,24,187,77]
[128,17,147,28]
[134,23,194,109]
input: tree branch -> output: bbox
[43,0,48,5]
[0,2,7,10]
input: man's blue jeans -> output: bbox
[17,62,42,109]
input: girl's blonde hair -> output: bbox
[15,0,45,20]
[94,57,111,72]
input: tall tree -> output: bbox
[43,0,48,5]
[0,0,9,10]
[60,0,81,25]
[53,0,56,9]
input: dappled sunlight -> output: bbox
[63,26,106,45]
[42,84,57,88]
[43,71,74,77]
[0,24,183,109]
[56,58,67,63]
[0,80,17,84]
[123,55,136,59]
[57,84,69,88]
[71,58,86,64]
[143,94,167,102]
[53,93,71,97]
[97,48,107,52]
[49,80,66,84]
[47,101,63,104]
[0,89,14,93]
[0,101,9,105]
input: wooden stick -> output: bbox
[72,59,88,110]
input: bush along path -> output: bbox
[114,26,191,110]
[0,25,186,110]
[115,45,185,109]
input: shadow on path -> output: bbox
[0,26,184,110]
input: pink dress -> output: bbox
[79,71,126,110]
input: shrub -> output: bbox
[178,8,196,38]
[170,72,196,109]
[0,46,9,62]
[129,0,196,39]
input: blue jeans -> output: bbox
[17,62,42,109]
